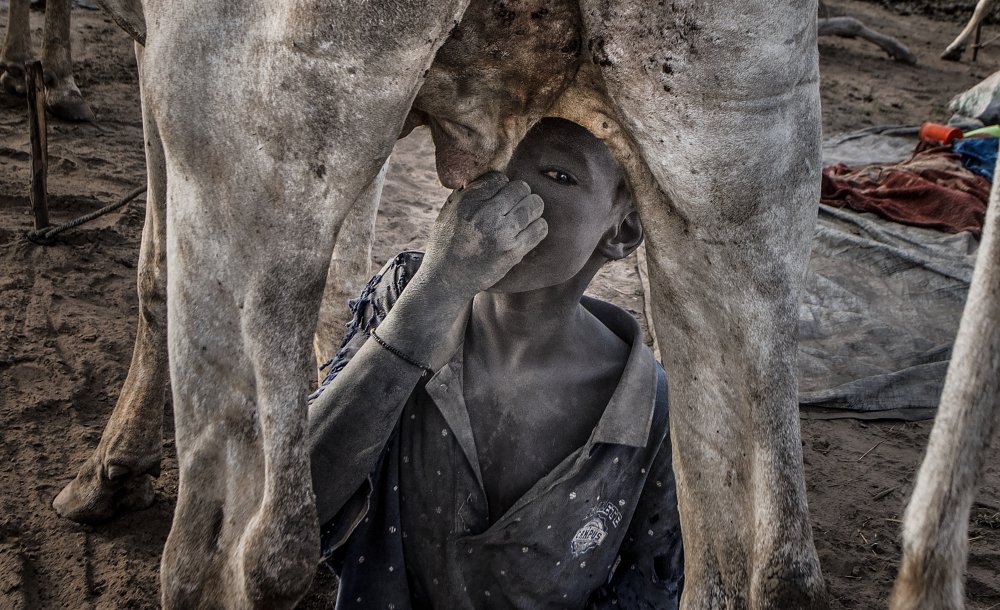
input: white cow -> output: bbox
[58,0,829,607]
[1,0,94,120]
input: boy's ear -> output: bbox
[596,209,644,261]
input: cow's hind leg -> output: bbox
[140,1,469,605]
[40,0,94,121]
[55,49,384,522]
[313,157,387,370]
[1,0,30,95]
[570,1,826,607]
[53,41,166,523]
[889,161,1000,610]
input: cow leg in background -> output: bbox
[313,157,388,371]
[53,41,165,523]
[139,0,468,605]
[40,0,94,121]
[890,166,1000,610]
[0,0,30,95]
[817,16,917,65]
[573,1,826,607]
[942,0,996,61]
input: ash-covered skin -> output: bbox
[406,0,584,188]
[492,116,636,293]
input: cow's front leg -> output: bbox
[575,1,826,607]
[140,0,469,605]
[53,42,166,523]
[0,0,30,95]
[39,0,94,120]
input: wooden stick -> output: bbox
[974,20,983,62]
[857,439,884,462]
[25,60,49,231]
[872,485,898,501]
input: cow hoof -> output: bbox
[895,49,918,66]
[45,88,96,122]
[0,66,26,96]
[53,461,156,524]
[941,45,965,62]
[240,502,318,607]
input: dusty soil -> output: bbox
[0,1,998,608]
[863,0,1000,25]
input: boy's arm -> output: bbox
[308,172,547,526]
[309,252,424,403]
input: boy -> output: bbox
[308,118,683,609]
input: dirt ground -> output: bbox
[0,1,998,608]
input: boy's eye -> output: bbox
[541,169,578,185]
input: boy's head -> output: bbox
[490,117,643,294]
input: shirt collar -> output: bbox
[579,295,658,448]
[425,296,658,452]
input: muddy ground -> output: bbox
[1,1,998,608]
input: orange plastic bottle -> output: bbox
[919,122,963,145]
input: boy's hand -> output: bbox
[420,172,547,299]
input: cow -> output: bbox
[1,0,94,120]
[55,0,830,607]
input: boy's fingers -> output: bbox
[514,217,548,250]
[498,180,532,213]
[462,171,509,200]
[505,194,544,227]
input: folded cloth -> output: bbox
[952,136,998,181]
[821,145,990,238]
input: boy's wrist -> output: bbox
[408,261,479,309]
[374,277,471,372]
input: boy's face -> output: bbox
[490,118,625,293]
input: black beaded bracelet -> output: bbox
[369,327,433,377]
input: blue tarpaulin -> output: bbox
[952,136,998,182]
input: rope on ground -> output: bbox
[26,185,147,245]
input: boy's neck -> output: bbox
[468,257,604,364]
